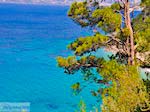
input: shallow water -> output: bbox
[0,3,142,112]
[0,3,111,112]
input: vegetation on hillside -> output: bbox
[57,0,150,111]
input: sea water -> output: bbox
[0,3,109,112]
[0,3,141,112]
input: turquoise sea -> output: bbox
[0,3,110,112]
[0,3,142,112]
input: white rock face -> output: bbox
[0,0,141,5]
[0,0,73,5]
[0,0,114,5]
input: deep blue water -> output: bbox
[0,3,110,112]
[0,3,142,112]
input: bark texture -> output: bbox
[124,0,135,65]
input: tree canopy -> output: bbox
[57,0,150,111]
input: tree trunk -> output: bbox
[124,0,135,65]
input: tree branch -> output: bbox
[106,32,128,54]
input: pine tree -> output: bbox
[57,0,150,111]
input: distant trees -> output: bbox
[57,0,150,111]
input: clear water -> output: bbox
[0,3,142,112]
[0,3,110,112]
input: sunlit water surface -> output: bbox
[0,3,142,112]
[0,3,111,112]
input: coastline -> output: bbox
[0,2,71,6]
